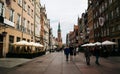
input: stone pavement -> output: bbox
[0,52,120,74]
[0,58,31,68]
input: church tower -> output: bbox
[57,22,62,48]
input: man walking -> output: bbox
[84,46,91,65]
[94,45,100,65]
[69,46,74,61]
[64,45,70,61]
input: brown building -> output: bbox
[78,12,89,44]
[87,0,94,43]
[92,0,120,50]
[68,25,79,47]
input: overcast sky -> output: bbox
[41,0,88,43]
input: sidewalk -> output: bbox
[0,51,51,68]
[0,58,31,68]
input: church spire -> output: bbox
[58,22,61,32]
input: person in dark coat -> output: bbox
[84,46,91,65]
[64,46,70,61]
[69,46,74,61]
[94,45,100,65]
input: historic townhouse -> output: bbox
[87,0,94,43]
[34,0,41,43]
[92,0,120,50]
[68,25,78,47]
[0,0,43,57]
[40,6,50,51]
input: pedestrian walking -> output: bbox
[94,45,100,65]
[69,46,74,61]
[64,45,70,61]
[84,46,91,65]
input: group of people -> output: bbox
[64,45,101,66]
[84,45,100,65]
[64,45,77,61]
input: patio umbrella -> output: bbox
[81,43,95,47]
[86,43,95,46]
[34,43,44,47]
[94,42,102,46]
[13,40,29,46]
[29,42,44,47]
[102,40,117,45]
[81,44,88,47]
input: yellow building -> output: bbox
[0,0,42,57]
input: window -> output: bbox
[13,0,16,2]
[96,12,98,17]
[104,30,107,36]
[23,18,26,32]
[102,4,104,12]
[112,27,115,32]
[18,0,22,6]
[111,11,114,19]
[31,23,34,35]
[9,35,14,52]
[28,5,30,15]
[116,7,119,16]
[17,37,20,42]
[118,25,120,30]
[27,21,30,33]
[23,1,26,10]
[9,9,14,22]
[106,14,108,20]
[31,9,33,17]
[94,23,96,29]
[109,0,113,4]
[16,14,21,30]
[97,21,99,28]
[99,7,102,14]
[0,3,4,16]
[105,2,107,8]
[107,28,109,36]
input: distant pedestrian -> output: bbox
[84,46,91,65]
[64,45,70,61]
[69,46,74,61]
[94,45,100,65]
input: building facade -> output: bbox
[87,0,94,43]
[67,25,79,47]
[40,6,50,51]
[34,0,41,42]
[0,0,46,57]
[92,0,120,50]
